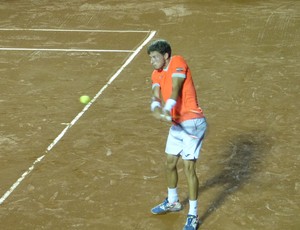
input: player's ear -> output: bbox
[163,52,169,60]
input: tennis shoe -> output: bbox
[183,215,200,230]
[151,198,182,214]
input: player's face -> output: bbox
[149,51,167,70]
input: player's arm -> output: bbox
[163,77,185,117]
[151,84,163,119]
[170,76,185,101]
[152,83,161,102]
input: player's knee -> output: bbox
[166,161,177,171]
[166,162,177,172]
[166,154,178,170]
[183,161,196,175]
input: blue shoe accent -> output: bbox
[151,198,182,214]
[183,215,200,230]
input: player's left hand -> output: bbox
[160,110,172,122]
[152,107,172,122]
[152,107,163,120]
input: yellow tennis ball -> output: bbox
[79,95,91,104]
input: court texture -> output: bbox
[0,1,299,230]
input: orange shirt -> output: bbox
[151,55,204,123]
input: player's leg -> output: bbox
[166,154,179,191]
[151,153,182,215]
[183,159,198,201]
[151,125,183,215]
[182,160,200,230]
[181,118,207,229]
[165,125,183,205]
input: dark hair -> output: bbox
[147,39,172,57]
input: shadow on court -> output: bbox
[183,130,272,224]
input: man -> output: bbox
[147,39,207,230]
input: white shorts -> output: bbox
[165,118,207,160]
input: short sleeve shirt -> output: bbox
[151,55,204,123]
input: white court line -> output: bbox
[0,30,156,205]
[0,47,133,52]
[0,28,147,52]
[0,28,150,33]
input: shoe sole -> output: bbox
[151,207,182,215]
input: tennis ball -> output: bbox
[79,95,91,104]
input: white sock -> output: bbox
[168,187,178,203]
[188,200,198,216]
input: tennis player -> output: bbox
[147,39,207,230]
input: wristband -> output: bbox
[163,99,176,112]
[151,101,161,111]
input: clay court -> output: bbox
[0,1,299,229]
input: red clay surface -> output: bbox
[0,1,299,229]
